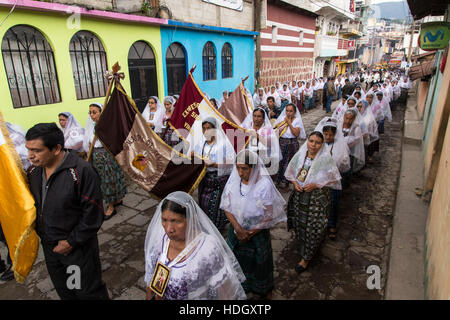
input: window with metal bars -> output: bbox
[1,25,61,108]
[69,31,108,100]
[202,41,216,81]
[221,43,232,79]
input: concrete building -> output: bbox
[257,0,317,89]
[0,0,258,127]
[404,0,450,300]
[160,22,256,104]
[0,0,166,128]
[306,0,356,77]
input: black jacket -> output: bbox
[342,83,356,96]
[28,151,104,248]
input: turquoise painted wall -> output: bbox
[0,8,164,130]
[160,26,255,102]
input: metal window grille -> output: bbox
[202,41,216,81]
[69,31,108,100]
[166,42,186,96]
[221,43,232,79]
[1,25,61,108]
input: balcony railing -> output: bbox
[315,35,349,57]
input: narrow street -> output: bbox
[0,98,405,300]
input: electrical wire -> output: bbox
[0,0,18,28]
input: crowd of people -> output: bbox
[0,66,411,300]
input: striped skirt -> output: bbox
[227,227,274,296]
[287,188,331,261]
[275,137,300,184]
[92,148,127,205]
[198,171,230,232]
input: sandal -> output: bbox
[104,209,117,221]
[328,228,337,240]
[295,262,308,274]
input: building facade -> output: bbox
[0,0,257,128]
[0,0,166,128]
[310,0,355,77]
[405,0,450,300]
[160,21,256,104]
[257,0,317,89]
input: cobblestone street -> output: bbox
[0,100,404,300]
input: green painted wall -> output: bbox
[0,8,164,130]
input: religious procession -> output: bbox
[1,0,450,303]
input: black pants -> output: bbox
[0,224,11,266]
[42,237,109,300]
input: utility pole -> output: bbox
[370,29,375,65]
[407,18,415,63]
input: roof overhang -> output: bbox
[315,5,355,21]
[166,20,258,37]
[269,0,319,18]
[0,0,167,26]
[406,0,448,20]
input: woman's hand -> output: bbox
[146,287,154,300]
[235,226,252,242]
[293,181,303,192]
[303,183,319,192]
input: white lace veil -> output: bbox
[284,134,342,189]
[253,88,267,108]
[144,191,246,300]
[142,96,165,133]
[375,91,392,122]
[190,116,235,176]
[357,99,379,145]
[58,112,85,151]
[314,117,351,174]
[6,122,31,170]
[241,108,282,165]
[220,150,287,230]
[338,107,365,172]
[83,102,103,152]
[273,103,306,139]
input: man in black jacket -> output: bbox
[25,123,109,300]
[341,79,355,97]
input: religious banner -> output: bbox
[94,66,206,199]
[218,81,253,126]
[0,111,39,283]
[168,67,248,154]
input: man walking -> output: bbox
[326,76,336,114]
[25,123,109,300]
[341,79,355,97]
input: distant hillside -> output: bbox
[371,1,410,20]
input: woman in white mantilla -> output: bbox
[144,191,246,300]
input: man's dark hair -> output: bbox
[267,96,275,103]
[345,79,350,83]
[26,123,64,150]
[161,200,187,216]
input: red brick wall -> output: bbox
[259,57,314,90]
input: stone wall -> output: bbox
[50,0,142,13]
[161,0,255,31]
[259,57,314,90]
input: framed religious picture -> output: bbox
[149,262,171,297]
